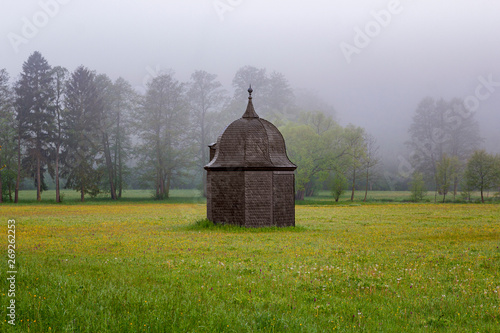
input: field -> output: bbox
[8,188,499,205]
[1,191,500,332]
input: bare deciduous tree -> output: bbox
[188,70,226,196]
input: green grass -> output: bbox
[298,190,499,205]
[1,202,499,332]
[5,189,499,205]
[3,189,205,205]
[184,218,308,233]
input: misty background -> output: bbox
[1,0,499,199]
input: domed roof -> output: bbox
[205,87,296,171]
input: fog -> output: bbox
[2,0,499,158]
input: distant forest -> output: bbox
[1,51,499,202]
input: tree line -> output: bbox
[0,51,335,202]
[0,51,499,202]
[406,98,500,202]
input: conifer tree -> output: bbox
[14,51,55,201]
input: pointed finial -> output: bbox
[242,84,259,118]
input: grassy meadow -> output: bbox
[1,190,499,332]
[9,187,499,205]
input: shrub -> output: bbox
[409,172,427,202]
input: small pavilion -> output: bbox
[204,87,297,227]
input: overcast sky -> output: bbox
[2,0,499,157]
